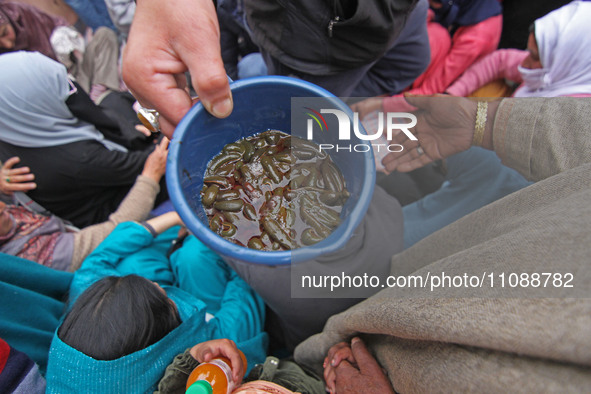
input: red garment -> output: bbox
[0,1,67,60]
[0,338,8,373]
[411,11,451,89]
[383,13,503,112]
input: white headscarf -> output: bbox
[0,51,125,151]
[514,0,591,97]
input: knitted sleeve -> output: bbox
[69,175,159,271]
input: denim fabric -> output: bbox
[63,0,116,30]
[238,53,268,79]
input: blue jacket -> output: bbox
[45,222,267,393]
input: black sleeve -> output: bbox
[65,81,129,146]
[65,81,154,150]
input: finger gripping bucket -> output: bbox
[167,76,375,265]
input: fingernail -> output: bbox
[351,337,360,344]
[331,358,337,367]
[212,97,232,118]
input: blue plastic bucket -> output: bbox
[167,76,375,265]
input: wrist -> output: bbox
[140,221,158,237]
[145,212,182,234]
[141,170,162,183]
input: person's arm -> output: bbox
[70,138,169,270]
[65,80,122,132]
[122,0,232,138]
[382,96,591,182]
[142,211,183,235]
[72,211,182,285]
[69,221,159,300]
[446,49,528,96]
[492,98,591,181]
[207,270,266,351]
[400,15,503,97]
[71,211,182,298]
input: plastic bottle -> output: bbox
[185,350,247,394]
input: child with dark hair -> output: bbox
[45,211,267,393]
[57,275,182,361]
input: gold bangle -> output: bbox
[472,101,487,146]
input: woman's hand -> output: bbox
[141,137,169,182]
[382,96,498,173]
[0,157,36,196]
[190,339,245,382]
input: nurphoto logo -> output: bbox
[304,108,418,153]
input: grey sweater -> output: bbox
[71,175,159,270]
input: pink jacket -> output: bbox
[446,49,591,97]
[383,13,503,113]
[446,49,527,96]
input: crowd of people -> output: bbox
[1,0,590,393]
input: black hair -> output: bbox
[58,275,182,360]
